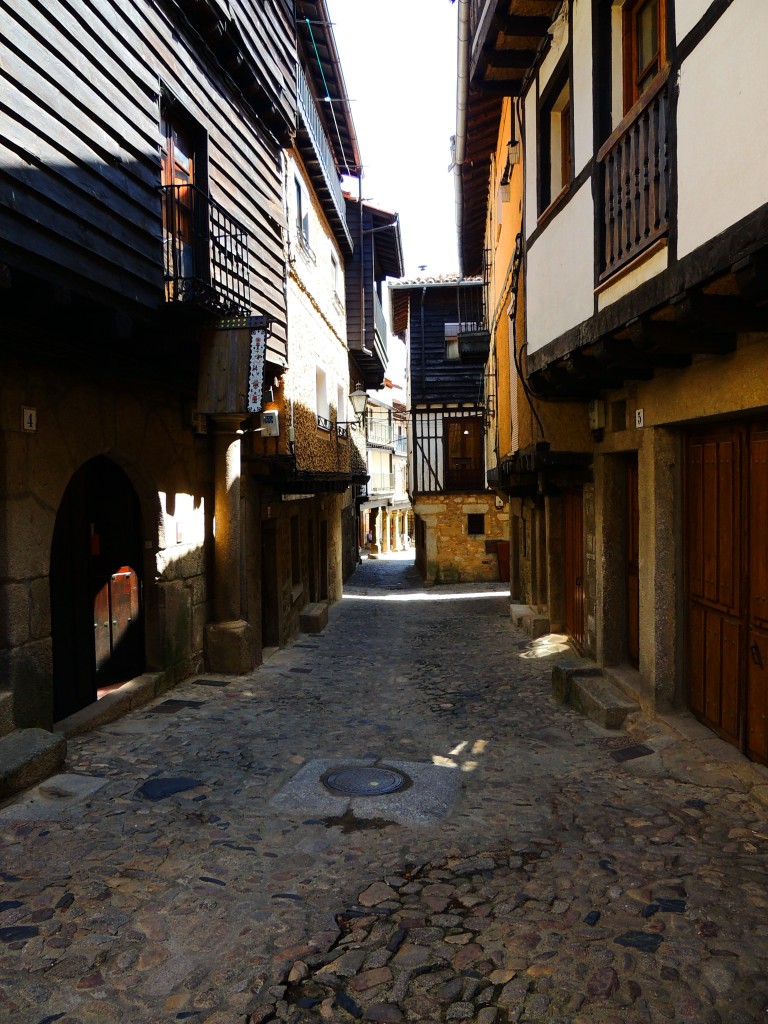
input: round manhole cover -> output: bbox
[322,766,408,797]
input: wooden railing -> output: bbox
[296,64,348,234]
[597,70,670,281]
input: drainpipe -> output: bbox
[358,173,367,356]
[454,0,470,278]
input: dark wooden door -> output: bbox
[307,520,317,603]
[687,427,743,746]
[319,520,328,601]
[687,423,768,764]
[51,457,144,720]
[261,520,279,648]
[747,425,768,763]
[496,540,511,583]
[564,488,585,648]
[626,456,640,668]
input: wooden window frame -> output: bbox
[622,0,667,114]
[537,58,572,218]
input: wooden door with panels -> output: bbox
[564,488,585,649]
[626,455,640,668]
[686,423,768,764]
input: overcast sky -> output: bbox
[325,0,460,279]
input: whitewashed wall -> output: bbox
[675,0,715,43]
[676,2,768,259]
[571,0,593,173]
[526,182,595,354]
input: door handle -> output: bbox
[751,644,763,668]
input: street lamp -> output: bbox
[337,385,369,431]
[349,387,369,423]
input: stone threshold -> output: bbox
[54,671,168,739]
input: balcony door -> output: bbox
[444,417,484,491]
[161,109,203,300]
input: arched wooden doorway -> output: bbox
[50,457,145,721]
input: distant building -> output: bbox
[391,278,508,583]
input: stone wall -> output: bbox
[0,355,211,729]
[414,494,509,583]
[284,151,353,478]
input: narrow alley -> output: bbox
[1,556,767,1024]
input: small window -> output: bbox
[468,513,485,536]
[315,367,329,430]
[295,177,310,247]
[331,252,339,296]
[445,323,460,360]
[336,383,348,436]
[623,0,666,112]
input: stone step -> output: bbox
[54,673,163,739]
[553,659,639,730]
[0,690,14,739]
[510,604,551,638]
[300,602,328,634]
[0,728,67,800]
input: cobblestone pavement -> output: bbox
[2,554,768,1024]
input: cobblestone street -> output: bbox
[1,554,768,1024]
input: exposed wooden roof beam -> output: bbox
[482,45,539,69]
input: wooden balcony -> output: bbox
[458,329,491,363]
[598,70,670,282]
[296,64,353,252]
[161,183,250,315]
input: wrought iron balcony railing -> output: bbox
[161,183,250,314]
[369,472,395,493]
[367,420,393,446]
[598,70,670,281]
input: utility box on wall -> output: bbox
[261,409,279,436]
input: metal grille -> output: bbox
[161,182,250,314]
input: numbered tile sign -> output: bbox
[21,407,37,432]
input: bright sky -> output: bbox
[326,0,460,279]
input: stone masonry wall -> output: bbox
[0,356,211,729]
[415,494,509,584]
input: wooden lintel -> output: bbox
[472,79,523,97]
[483,45,539,69]
[497,15,553,38]
[593,338,691,371]
[620,318,735,355]
[669,291,768,333]
[732,251,768,303]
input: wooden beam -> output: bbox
[619,317,736,355]
[669,291,768,332]
[471,80,524,97]
[497,15,553,38]
[482,45,539,69]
